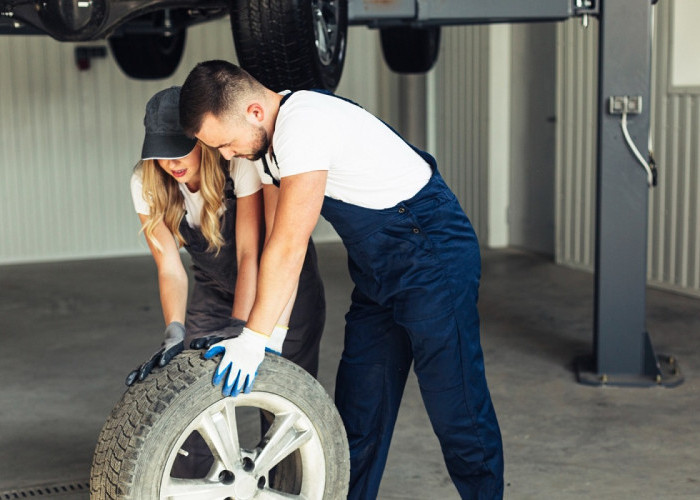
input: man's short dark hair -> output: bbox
[179,60,258,136]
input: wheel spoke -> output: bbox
[312,0,340,64]
[315,15,330,56]
[161,477,230,499]
[194,400,241,471]
[253,411,313,474]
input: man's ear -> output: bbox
[246,102,265,123]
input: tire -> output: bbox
[380,26,441,74]
[90,351,349,499]
[109,12,187,80]
[109,31,185,80]
[230,0,348,92]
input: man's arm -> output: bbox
[232,190,264,320]
[201,170,326,396]
[262,183,297,327]
[246,170,328,335]
[262,184,279,244]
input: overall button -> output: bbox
[412,228,420,234]
[398,207,406,214]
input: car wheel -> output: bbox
[109,12,186,80]
[90,351,349,499]
[230,0,348,91]
[380,25,441,73]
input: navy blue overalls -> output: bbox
[276,91,504,499]
[180,164,326,377]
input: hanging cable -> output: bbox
[620,111,655,188]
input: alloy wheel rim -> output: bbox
[311,0,343,66]
[159,392,326,498]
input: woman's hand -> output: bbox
[125,321,186,386]
[188,317,246,349]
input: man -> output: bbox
[179,60,504,499]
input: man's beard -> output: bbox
[248,126,270,161]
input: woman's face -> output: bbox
[156,142,202,189]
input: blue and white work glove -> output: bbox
[266,325,289,355]
[125,321,185,386]
[204,327,268,397]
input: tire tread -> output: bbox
[230,0,347,91]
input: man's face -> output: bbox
[196,113,269,161]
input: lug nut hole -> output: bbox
[242,456,255,472]
[219,470,235,485]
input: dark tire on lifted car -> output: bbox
[230,0,348,92]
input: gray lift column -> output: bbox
[575,0,681,387]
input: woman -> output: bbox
[125,86,325,386]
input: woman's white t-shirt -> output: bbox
[130,159,262,228]
[253,90,431,210]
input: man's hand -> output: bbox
[125,321,185,386]
[189,317,246,350]
[204,327,267,396]
[266,325,289,355]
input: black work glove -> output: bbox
[125,321,186,386]
[189,317,246,350]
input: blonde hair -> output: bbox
[138,142,227,254]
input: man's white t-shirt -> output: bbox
[130,159,262,228]
[253,90,431,210]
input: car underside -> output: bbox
[0,1,591,87]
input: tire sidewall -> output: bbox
[128,360,222,497]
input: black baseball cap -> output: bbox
[141,86,198,161]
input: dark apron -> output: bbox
[275,90,504,499]
[180,167,325,377]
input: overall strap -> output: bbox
[263,89,347,188]
[261,91,295,187]
[220,155,236,200]
[261,154,280,188]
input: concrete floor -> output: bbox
[1,241,699,499]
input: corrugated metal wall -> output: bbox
[429,25,491,240]
[648,0,700,296]
[555,18,598,270]
[0,20,381,263]
[0,20,236,263]
[556,1,700,297]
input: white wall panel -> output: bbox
[555,18,598,271]
[487,24,511,248]
[555,1,700,297]
[648,0,700,296]
[0,20,378,263]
